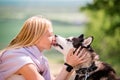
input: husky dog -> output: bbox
[53,34,120,80]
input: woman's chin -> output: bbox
[46,46,52,50]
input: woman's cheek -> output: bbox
[47,37,51,42]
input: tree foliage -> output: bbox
[80,0,120,75]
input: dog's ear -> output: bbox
[78,34,84,39]
[83,36,93,47]
[78,34,84,42]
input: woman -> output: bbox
[0,15,89,80]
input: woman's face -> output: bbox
[35,25,54,51]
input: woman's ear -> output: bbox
[82,36,93,47]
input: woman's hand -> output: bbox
[66,47,89,67]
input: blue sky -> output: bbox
[0,0,92,1]
[0,0,93,4]
[0,0,93,8]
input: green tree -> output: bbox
[80,0,120,75]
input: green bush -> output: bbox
[80,0,120,76]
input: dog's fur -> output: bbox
[53,34,120,80]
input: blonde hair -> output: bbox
[0,15,52,54]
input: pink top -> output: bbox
[0,45,51,80]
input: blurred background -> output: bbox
[0,0,120,79]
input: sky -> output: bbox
[0,0,93,5]
[0,0,93,9]
[0,0,92,1]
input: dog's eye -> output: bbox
[66,39,72,42]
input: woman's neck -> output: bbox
[34,44,44,52]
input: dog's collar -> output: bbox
[75,62,97,80]
[76,62,97,74]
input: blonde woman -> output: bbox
[0,15,89,80]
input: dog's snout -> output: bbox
[52,35,57,45]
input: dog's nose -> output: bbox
[55,35,57,37]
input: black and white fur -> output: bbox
[53,34,120,80]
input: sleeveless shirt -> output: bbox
[0,45,51,80]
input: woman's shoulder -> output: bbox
[0,46,35,67]
[0,47,35,79]
[2,47,28,58]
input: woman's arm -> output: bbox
[55,65,73,80]
[16,63,45,80]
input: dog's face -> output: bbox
[53,34,99,67]
[53,34,93,56]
